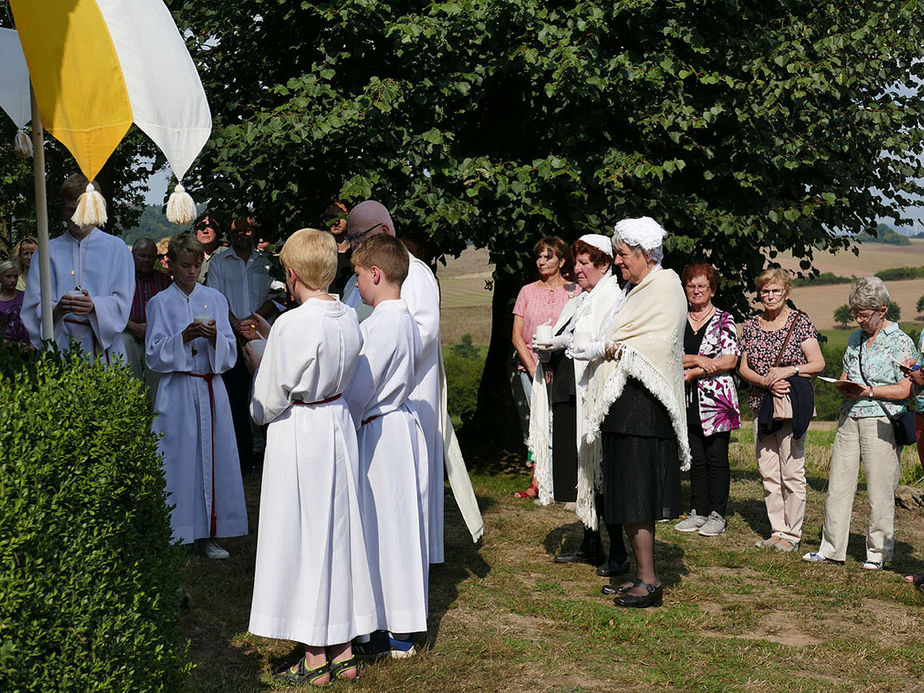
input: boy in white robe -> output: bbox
[245,229,376,686]
[145,235,248,559]
[22,174,134,362]
[344,234,429,658]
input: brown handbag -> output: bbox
[768,311,803,421]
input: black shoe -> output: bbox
[596,560,631,578]
[613,581,663,608]
[554,546,605,565]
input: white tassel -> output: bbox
[166,183,196,225]
[14,130,32,159]
[72,183,107,228]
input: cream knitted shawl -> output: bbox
[575,267,690,529]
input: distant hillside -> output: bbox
[122,205,192,246]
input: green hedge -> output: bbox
[0,346,189,691]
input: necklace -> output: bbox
[689,305,715,328]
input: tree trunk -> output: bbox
[466,269,524,453]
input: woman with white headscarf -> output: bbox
[569,217,688,608]
[531,235,629,578]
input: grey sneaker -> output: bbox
[698,512,727,537]
[674,511,706,533]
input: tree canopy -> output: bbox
[167,0,923,439]
[169,0,923,284]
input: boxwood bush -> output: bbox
[0,345,189,691]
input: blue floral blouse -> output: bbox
[841,322,916,418]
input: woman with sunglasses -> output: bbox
[738,268,824,552]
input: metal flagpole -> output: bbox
[30,85,52,341]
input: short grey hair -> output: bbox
[132,237,156,254]
[848,276,890,312]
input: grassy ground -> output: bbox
[181,425,924,692]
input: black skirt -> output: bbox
[600,378,681,524]
[551,397,578,503]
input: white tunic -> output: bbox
[248,298,377,646]
[145,284,248,544]
[344,299,428,634]
[22,227,134,364]
[345,256,484,562]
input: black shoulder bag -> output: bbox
[857,345,916,447]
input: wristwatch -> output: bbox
[794,365,800,375]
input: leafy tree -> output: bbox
[916,295,924,315]
[887,300,901,322]
[117,3,924,441]
[834,304,852,328]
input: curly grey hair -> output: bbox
[848,276,890,312]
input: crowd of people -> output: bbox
[514,223,924,606]
[5,175,484,686]
[4,173,924,683]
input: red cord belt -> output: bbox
[293,393,342,406]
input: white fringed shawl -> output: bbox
[529,273,625,507]
[575,267,690,529]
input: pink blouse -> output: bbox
[512,280,580,370]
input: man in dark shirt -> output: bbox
[124,237,172,400]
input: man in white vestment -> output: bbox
[343,200,484,564]
[22,174,134,364]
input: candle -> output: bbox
[67,289,83,298]
[534,324,553,342]
[194,305,210,324]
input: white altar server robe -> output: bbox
[22,227,134,364]
[344,299,428,634]
[248,298,377,646]
[145,284,248,544]
[345,255,485,562]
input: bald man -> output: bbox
[343,200,483,565]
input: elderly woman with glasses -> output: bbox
[802,277,915,570]
[738,268,825,553]
[569,218,688,608]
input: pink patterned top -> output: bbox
[740,309,818,411]
[512,280,581,370]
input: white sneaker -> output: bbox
[674,510,706,532]
[698,512,727,537]
[196,538,229,560]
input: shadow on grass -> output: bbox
[541,520,688,589]
[426,486,491,649]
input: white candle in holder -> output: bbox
[67,289,84,298]
[193,314,211,324]
[534,324,553,342]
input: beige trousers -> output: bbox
[754,422,806,542]
[817,415,900,563]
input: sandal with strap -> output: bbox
[513,481,538,499]
[330,655,359,682]
[277,657,331,688]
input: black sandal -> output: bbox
[601,578,640,596]
[277,657,331,687]
[330,655,359,682]
[613,580,663,608]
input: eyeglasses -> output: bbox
[686,283,711,292]
[759,288,784,296]
[348,222,383,246]
[851,309,882,321]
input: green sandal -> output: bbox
[330,655,359,682]
[277,657,331,688]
